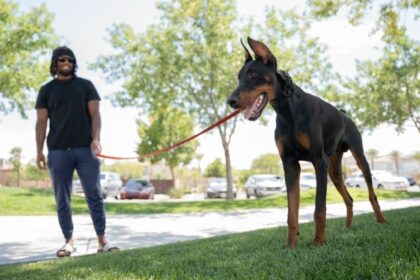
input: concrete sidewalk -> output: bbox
[1,198,420,266]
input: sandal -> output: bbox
[56,243,76,257]
[97,243,119,253]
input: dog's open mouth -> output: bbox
[244,93,268,121]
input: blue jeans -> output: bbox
[48,147,105,240]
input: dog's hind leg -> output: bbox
[349,143,387,224]
[328,152,354,228]
[312,154,329,246]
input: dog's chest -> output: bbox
[275,123,312,161]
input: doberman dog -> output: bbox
[227,37,387,248]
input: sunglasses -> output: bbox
[57,57,75,63]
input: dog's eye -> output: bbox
[248,71,258,79]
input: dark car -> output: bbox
[119,179,155,200]
[406,176,417,186]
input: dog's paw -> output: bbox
[312,237,326,246]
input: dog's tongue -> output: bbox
[244,106,254,120]
[243,95,262,120]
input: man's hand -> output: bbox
[37,153,47,170]
[91,139,102,156]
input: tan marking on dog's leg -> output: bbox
[275,139,284,157]
[351,149,387,224]
[328,153,353,228]
[313,207,326,246]
[287,177,300,248]
[296,133,311,150]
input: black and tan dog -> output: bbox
[227,37,387,248]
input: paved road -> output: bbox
[1,198,419,266]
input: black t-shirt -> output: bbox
[35,76,101,150]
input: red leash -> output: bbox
[97,109,241,160]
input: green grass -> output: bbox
[1,207,419,279]
[0,186,419,216]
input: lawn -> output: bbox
[1,206,419,279]
[0,186,419,215]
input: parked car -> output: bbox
[72,172,123,199]
[245,174,285,198]
[72,179,83,194]
[345,170,409,189]
[205,178,237,198]
[119,179,155,200]
[406,176,417,186]
[100,172,123,199]
[300,172,316,189]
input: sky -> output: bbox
[1,0,419,170]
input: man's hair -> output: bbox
[49,46,78,77]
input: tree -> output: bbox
[0,0,57,117]
[366,149,379,170]
[390,150,401,175]
[256,8,335,96]
[204,158,226,178]
[306,0,420,133]
[102,162,145,181]
[92,0,335,200]
[23,162,49,181]
[9,146,22,186]
[138,106,198,188]
[250,153,282,175]
[414,151,420,164]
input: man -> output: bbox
[35,46,118,257]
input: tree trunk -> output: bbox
[220,135,234,200]
[17,169,20,187]
[169,165,176,189]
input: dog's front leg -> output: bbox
[312,155,329,246]
[283,159,301,248]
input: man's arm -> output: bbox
[88,100,102,155]
[36,108,48,169]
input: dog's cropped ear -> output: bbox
[241,38,252,63]
[247,37,276,67]
[276,70,294,97]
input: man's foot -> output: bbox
[97,243,119,253]
[56,243,76,257]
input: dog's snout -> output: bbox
[227,96,239,108]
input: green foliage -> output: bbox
[138,106,198,168]
[1,207,419,279]
[22,162,49,181]
[0,0,57,117]
[9,146,22,185]
[235,168,254,186]
[342,31,419,132]
[101,162,145,180]
[167,187,185,199]
[250,153,283,175]
[307,0,419,25]
[203,158,226,178]
[2,185,420,216]
[255,8,335,96]
[1,186,419,215]
[91,0,337,195]
[306,0,420,132]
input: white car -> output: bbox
[345,170,409,190]
[72,172,123,199]
[205,178,237,198]
[100,172,123,199]
[245,174,285,198]
[300,172,316,189]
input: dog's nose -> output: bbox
[227,97,238,108]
